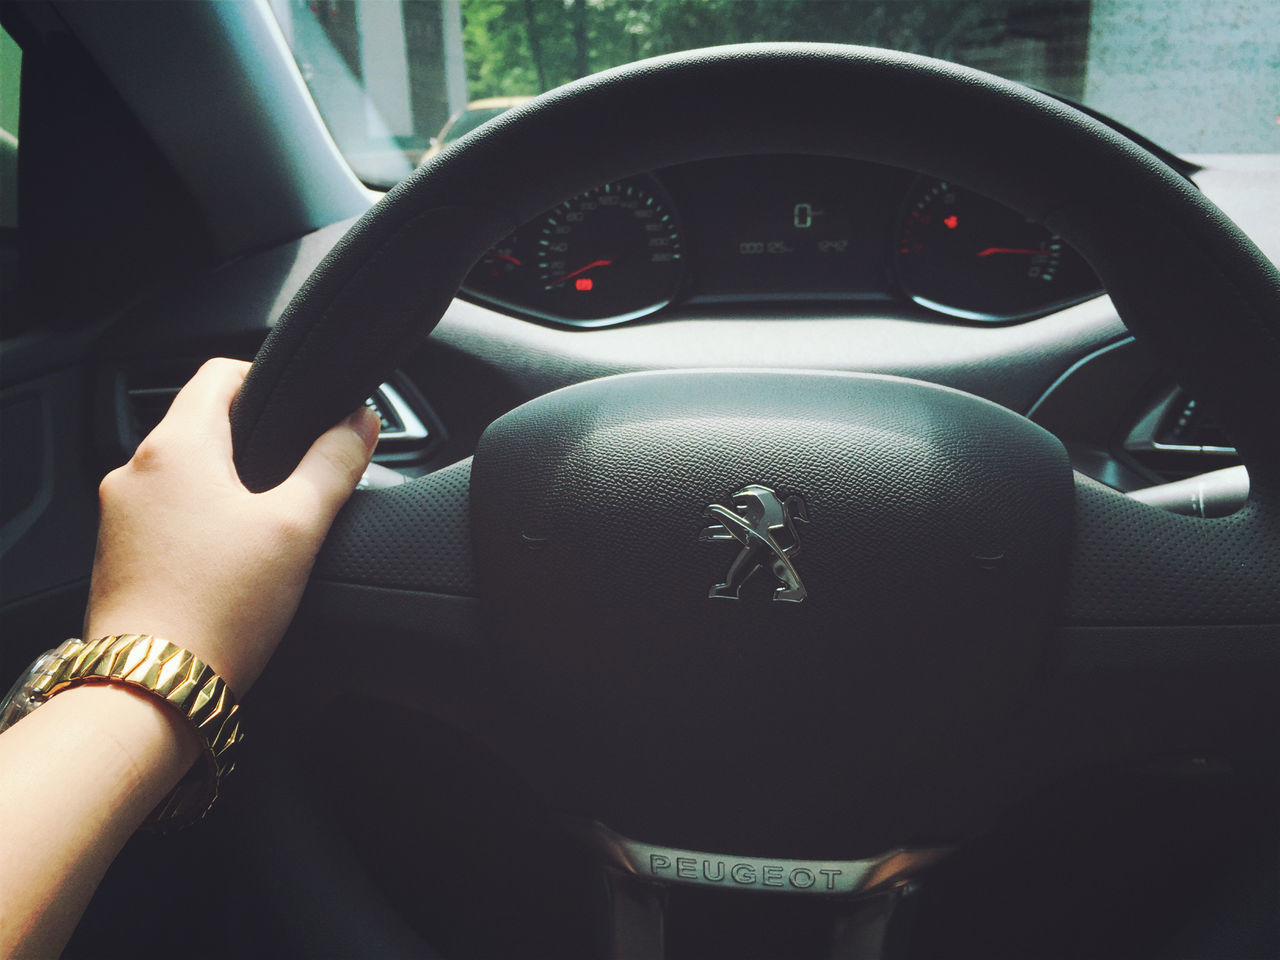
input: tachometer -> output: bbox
[460,227,534,308]
[893,178,1101,321]
[534,179,685,323]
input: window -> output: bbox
[0,22,19,328]
[1,21,19,229]
[270,0,1280,188]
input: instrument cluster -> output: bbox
[461,155,1103,327]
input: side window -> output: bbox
[0,22,18,330]
[0,21,17,229]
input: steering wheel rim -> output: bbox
[231,43,1280,493]
[233,44,1280,860]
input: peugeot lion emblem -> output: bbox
[700,484,809,603]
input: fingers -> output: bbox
[274,406,380,526]
[162,358,249,422]
[147,358,250,454]
[135,360,379,522]
[133,355,379,524]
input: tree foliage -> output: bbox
[459,0,1089,101]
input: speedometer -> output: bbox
[534,179,685,323]
[893,177,1102,321]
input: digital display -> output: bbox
[663,156,908,300]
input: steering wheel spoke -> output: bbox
[302,459,481,664]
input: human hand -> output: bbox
[83,358,379,696]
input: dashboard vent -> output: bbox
[1124,387,1240,482]
[126,384,181,439]
[1151,394,1234,450]
[116,358,205,455]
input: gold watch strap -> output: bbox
[36,634,243,831]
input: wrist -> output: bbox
[39,684,203,804]
[3,634,244,829]
[0,683,207,960]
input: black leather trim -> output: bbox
[312,457,475,597]
[1065,475,1280,624]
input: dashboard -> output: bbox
[78,154,1276,505]
[460,155,1104,327]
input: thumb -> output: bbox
[273,406,380,523]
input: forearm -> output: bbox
[0,684,199,958]
[0,360,377,956]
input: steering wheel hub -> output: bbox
[470,370,1072,854]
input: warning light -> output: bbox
[943,215,959,230]
[575,278,594,292]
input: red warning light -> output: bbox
[943,215,959,230]
[575,278,594,292]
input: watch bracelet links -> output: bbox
[35,634,243,831]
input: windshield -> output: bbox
[269,0,1279,188]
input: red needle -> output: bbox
[976,247,1047,257]
[493,254,522,266]
[551,259,613,285]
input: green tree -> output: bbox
[460,1,1090,101]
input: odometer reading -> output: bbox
[663,155,899,299]
[735,201,851,260]
[536,180,684,321]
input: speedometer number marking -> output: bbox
[534,181,684,321]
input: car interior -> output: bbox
[0,2,1277,958]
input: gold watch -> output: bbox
[0,634,243,830]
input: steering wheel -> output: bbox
[227,45,1280,954]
